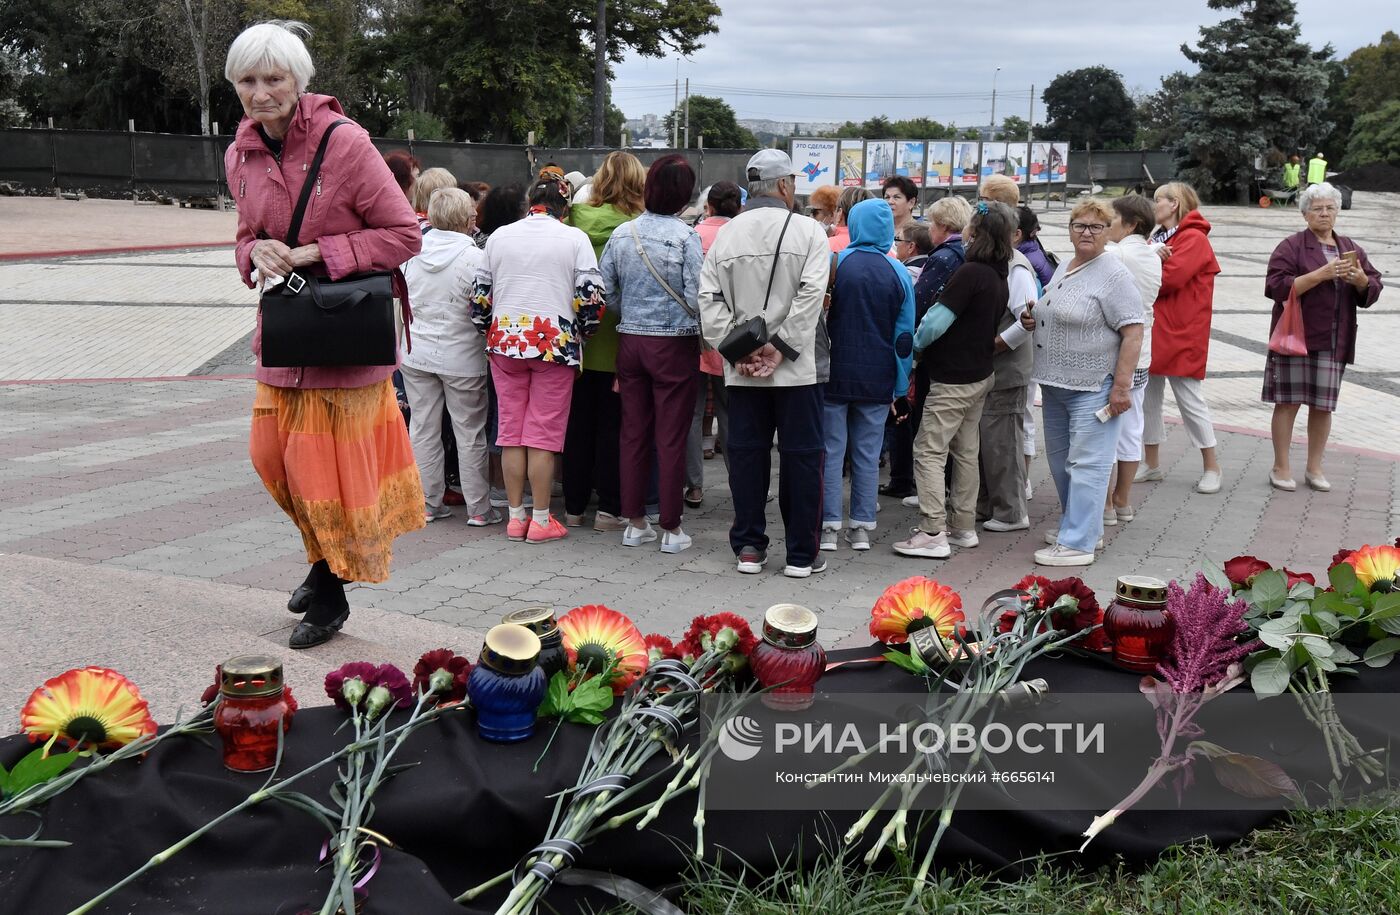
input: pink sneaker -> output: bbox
[506,518,529,542]
[527,515,568,543]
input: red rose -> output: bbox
[1331,547,1356,569]
[1281,568,1316,588]
[1223,555,1272,589]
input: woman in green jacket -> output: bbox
[563,151,646,531]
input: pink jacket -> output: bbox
[225,94,421,389]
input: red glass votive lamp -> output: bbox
[1103,576,1174,673]
[213,655,295,772]
[750,604,826,710]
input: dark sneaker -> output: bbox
[736,546,768,574]
[783,556,829,578]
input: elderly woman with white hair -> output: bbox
[1262,182,1382,491]
[224,20,423,649]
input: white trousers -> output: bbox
[1142,374,1217,450]
[401,366,491,515]
[1115,383,1148,462]
[1021,381,1038,457]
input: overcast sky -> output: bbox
[611,0,1386,125]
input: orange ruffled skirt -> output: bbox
[250,380,424,583]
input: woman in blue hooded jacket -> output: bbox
[821,198,915,552]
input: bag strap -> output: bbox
[285,119,347,247]
[760,210,795,314]
[629,222,697,319]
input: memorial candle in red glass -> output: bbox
[213,655,294,773]
[749,604,825,710]
[1103,577,1174,673]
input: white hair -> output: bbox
[1298,181,1342,214]
[224,21,315,92]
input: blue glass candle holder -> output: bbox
[467,624,547,743]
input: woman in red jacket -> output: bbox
[1134,182,1223,495]
[1262,183,1382,491]
[225,21,425,648]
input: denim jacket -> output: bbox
[599,211,703,337]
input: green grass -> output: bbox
[597,797,1400,915]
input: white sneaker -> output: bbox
[660,529,692,554]
[820,528,840,552]
[424,504,453,523]
[783,557,828,578]
[1133,465,1164,483]
[983,516,1029,532]
[1024,480,1033,500]
[1043,529,1104,549]
[901,495,920,508]
[1114,504,1136,522]
[845,528,872,551]
[1035,544,1096,567]
[893,529,950,558]
[947,529,979,548]
[622,523,657,547]
[1102,507,1119,527]
[1196,470,1222,494]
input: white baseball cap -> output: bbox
[746,149,799,181]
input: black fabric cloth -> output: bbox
[924,260,1007,385]
[725,383,825,568]
[885,370,930,492]
[562,368,622,517]
[4,650,1396,915]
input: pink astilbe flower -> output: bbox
[1157,574,1259,693]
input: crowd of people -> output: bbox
[224,20,1383,648]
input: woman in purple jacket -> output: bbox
[1263,182,1382,492]
[225,21,424,648]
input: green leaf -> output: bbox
[1379,617,1400,636]
[1189,743,1298,799]
[1329,561,1359,598]
[1287,581,1316,600]
[1311,590,1356,617]
[537,671,571,720]
[1250,656,1291,698]
[1249,570,1288,612]
[1310,609,1340,634]
[1257,628,1296,652]
[3,749,79,797]
[1201,559,1232,591]
[883,649,930,675]
[1363,637,1400,668]
[1366,592,1400,622]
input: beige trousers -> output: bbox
[913,376,993,534]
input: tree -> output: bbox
[1042,66,1137,149]
[0,49,27,126]
[999,115,1030,140]
[893,117,949,138]
[1175,0,1331,202]
[1341,99,1400,168]
[1341,30,1400,116]
[960,126,981,140]
[664,95,754,148]
[1135,71,1192,148]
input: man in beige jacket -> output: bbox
[699,149,831,578]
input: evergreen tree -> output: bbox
[1176,0,1331,203]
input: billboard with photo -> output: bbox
[1051,142,1069,183]
[898,141,926,186]
[1030,142,1052,183]
[789,139,839,192]
[953,142,980,185]
[1004,142,1029,183]
[864,140,897,189]
[839,140,865,187]
[980,142,1008,181]
[927,141,953,187]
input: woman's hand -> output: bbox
[289,243,322,268]
[1155,244,1173,262]
[1108,383,1132,416]
[1019,300,1036,332]
[251,239,295,279]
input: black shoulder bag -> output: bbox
[259,120,399,368]
[717,210,794,365]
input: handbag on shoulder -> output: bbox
[717,211,794,365]
[259,120,399,368]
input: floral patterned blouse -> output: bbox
[471,212,606,367]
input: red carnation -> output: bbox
[200,665,223,707]
[1013,574,1053,606]
[1223,555,1272,590]
[643,634,679,663]
[413,648,472,703]
[679,612,758,660]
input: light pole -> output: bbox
[989,67,1001,140]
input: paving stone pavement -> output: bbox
[0,192,1396,718]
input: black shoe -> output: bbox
[289,608,349,649]
[288,561,332,613]
[879,483,915,498]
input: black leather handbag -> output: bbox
[717,210,793,365]
[259,120,399,368]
